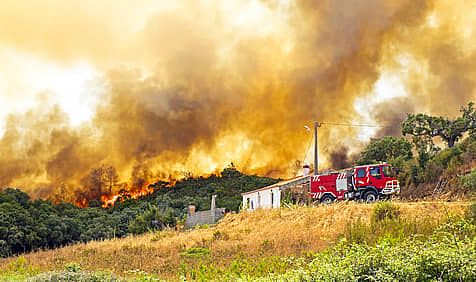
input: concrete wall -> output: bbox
[186,208,225,228]
[242,187,281,211]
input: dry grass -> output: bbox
[0,201,470,280]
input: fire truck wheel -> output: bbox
[364,191,378,203]
[320,195,335,205]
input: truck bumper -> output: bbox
[381,180,400,195]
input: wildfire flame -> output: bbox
[74,183,155,208]
[100,185,154,208]
[1,0,475,202]
[101,194,119,207]
[75,198,87,208]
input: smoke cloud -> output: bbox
[0,0,475,201]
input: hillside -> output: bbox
[0,201,471,281]
[0,168,278,259]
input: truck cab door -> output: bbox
[369,166,385,188]
[355,168,367,188]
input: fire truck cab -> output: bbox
[310,163,400,204]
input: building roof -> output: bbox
[241,175,311,196]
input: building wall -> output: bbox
[242,188,281,211]
[186,208,226,228]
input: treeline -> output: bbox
[2,102,475,258]
[356,102,476,190]
[0,166,277,257]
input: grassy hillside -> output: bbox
[0,201,471,281]
[0,167,278,259]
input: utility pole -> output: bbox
[314,122,321,175]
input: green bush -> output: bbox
[180,247,211,259]
[239,220,476,281]
[466,201,476,221]
[128,206,176,235]
[372,201,401,223]
[461,169,476,190]
[423,160,443,182]
[341,203,441,246]
[8,256,39,276]
[436,146,463,168]
[64,263,82,273]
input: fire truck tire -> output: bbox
[363,190,378,203]
[320,194,335,205]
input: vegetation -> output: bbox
[246,220,475,282]
[354,102,476,192]
[402,101,476,148]
[396,135,476,189]
[0,202,470,281]
[147,165,277,215]
[461,169,476,190]
[0,167,277,258]
[355,136,413,170]
[0,103,475,281]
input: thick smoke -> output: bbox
[0,0,475,201]
[372,98,416,138]
[329,146,354,170]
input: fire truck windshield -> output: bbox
[382,166,395,177]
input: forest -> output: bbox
[0,167,277,257]
[0,102,475,258]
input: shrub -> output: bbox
[180,247,211,259]
[436,146,463,168]
[371,201,401,223]
[8,256,38,276]
[445,157,461,177]
[241,220,476,281]
[64,263,81,273]
[408,162,423,186]
[466,201,476,221]
[461,169,476,190]
[423,160,444,182]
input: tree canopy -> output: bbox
[356,136,413,168]
[0,167,277,258]
[402,102,476,148]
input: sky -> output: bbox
[0,0,475,200]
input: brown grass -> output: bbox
[0,201,469,280]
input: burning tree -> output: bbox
[104,166,119,194]
[83,165,119,200]
[131,162,151,190]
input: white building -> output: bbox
[241,175,310,211]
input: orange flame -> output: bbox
[100,183,154,208]
[75,198,87,208]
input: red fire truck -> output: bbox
[310,163,400,204]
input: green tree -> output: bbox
[128,205,175,235]
[402,102,476,148]
[356,136,413,167]
[462,102,476,137]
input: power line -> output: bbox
[319,122,387,128]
